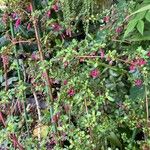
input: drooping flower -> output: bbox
[115,26,123,33]
[147,51,150,57]
[1,55,9,65]
[64,61,68,67]
[136,58,146,66]
[46,10,51,18]
[27,23,31,30]
[27,4,32,12]
[66,28,72,37]
[52,3,59,12]
[103,16,110,23]
[51,23,62,31]
[90,69,100,79]
[63,80,68,85]
[135,79,142,87]
[68,88,75,97]
[15,18,21,29]
[99,49,105,59]
[129,64,136,72]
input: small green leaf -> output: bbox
[124,19,138,37]
[107,96,115,102]
[134,11,146,20]
[145,11,150,22]
[136,20,144,35]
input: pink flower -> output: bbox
[64,61,68,67]
[129,65,136,72]
[68,88,75,97]
[42,72,47,78]
[27,23,31,30]
[46,10,51,18]
[51,23,62,31]
[63,80,68,85]
[27,5,32,12]
[31,53,39,60]
[12,13,17,19]
[52,112,60,123]
[15,18,21,29]
[52,3,59,12]
[136,58,146,66]
[66,28,72,37]
[115,26,123,33]
[103,16,110,23]
[99,49,105,59]
[90,69,100,78]
[1,55,9,65]
[147,51,150,57]
[135,79,142,87]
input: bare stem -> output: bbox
[32,88,41,148]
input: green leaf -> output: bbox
[129,86,145,100]
[1,77,18,86]
[136,20,144,35]
[124,19,138,37]
[107,96,115,102]
[128,31,150,41]
[107,132,122,149]
[145,11,150,22]
[129,4,150,17]
[134,11,146,20]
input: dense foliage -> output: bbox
[0,0,150,149]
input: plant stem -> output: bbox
[32,88,41,149]
[9,20,29,136]
[30,1,56,133]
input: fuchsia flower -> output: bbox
[64,61,69,67]
[129,58,147,71]
[147,51,150,57]
[51,23,62,31]
[27,5,32,12]
[90,69,100,79]
[1,55,9,65]
[12,13,17,19]
[115,26,123,33]
[99,49,105,59]
[15,18,21,29]
[66,28,72,37]
[46,10,51,18]
[129,65,136,72]
[52,112,60,123]
[136,58,146,66]
[68,88,75,97]
[63,80,68,85]
[135,79,142,87]
[27,23,31,30]
[52,3,59,12]
[103,16,110,23]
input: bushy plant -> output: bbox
[0,0,150,149]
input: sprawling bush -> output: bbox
[0,0,150,149]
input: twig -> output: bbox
[32,88,41,149]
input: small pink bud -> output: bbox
[27,23,31,30]
[90,69,100,79]
[52,3,59,12]
[103,16,110,23]
[46,10,51,18]
[1,55,9,65]
[68,88,75,97]
[135,79,142,87]
[115,26,123,33]
[63,80,68,85]
[15,18,21,29]
[147,51,150,57]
